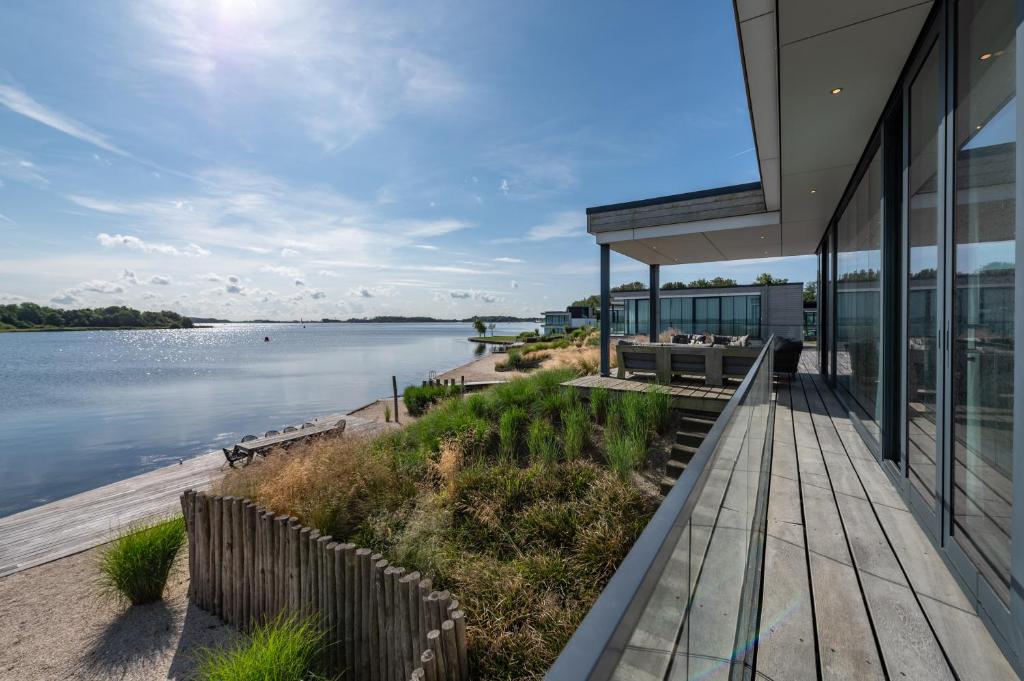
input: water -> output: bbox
[0,322,535,516]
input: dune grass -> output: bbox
[195,615,325,681]
[98,516,186,605]
[220,368,672,679]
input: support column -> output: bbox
[600,244,610,377]
[649,264,660,342]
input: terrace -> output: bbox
[549,347,1017,680]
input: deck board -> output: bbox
[0,414,391,578]
[758,351,1018,681]
[562,374,735,412]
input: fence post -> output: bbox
[421,649,438,681]
[427,630,446,681]
[417,578,432,651]
[323,540,337,667]
[243,502,256,629]
[441,619,459,681]
[451,610,469,681]
[288,519,301,614]
[402,572,422,671]
[193,493,208,609]
[343,544,357,675]
[371,556,388,681]
[232,498,244,627]
[393,375,400,423]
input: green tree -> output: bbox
[473,318,487,336]
[803,282,817,303]
[661,281,687,290]
[754,272,789,285]
[611,281,646,292]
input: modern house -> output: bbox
[543,306,597,335]
[549,0,1024,679]
[609,282,804,340]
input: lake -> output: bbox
[0,322,535,517]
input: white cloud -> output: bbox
[121,268,139,285]
[403,219,471,238]
[150,275,172,285]
[97,232,210,257]
[50,292,78,306]
[526,211,585,241]
[0,84,128,156]
[351,286,375,298]
[294,279,306,288]
[309,289,327,300]
[494,257,523,263]
[510,280,519,289]
[0,292,25,303]
[500,178,510,195]
[281,248,300,258]
[318,270,339,277]
[447,289,500,303]
[0,148,48,187]
[261,265,303,279]
[413,244,440,251]
[79,280,125,294]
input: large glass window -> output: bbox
[907,41,943,505]
[835,148,884,440]
[952,0,1016,601]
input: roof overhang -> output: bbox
[589,0,934,266]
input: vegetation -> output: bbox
[195,615,325,681]
[97,516,187,605]
[803,281,817,303]
[403,383,458,417]
[221,368,673,679]
[473,319,488,336]
[754,272,789,285]
[0,303,194,331]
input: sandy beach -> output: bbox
[0,544,237,681]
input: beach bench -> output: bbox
[222,419,347,466]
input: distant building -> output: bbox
[543,306,597,335]
[608,283,804,340]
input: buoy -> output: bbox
[264,336,270,342]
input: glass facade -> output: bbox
[616,294,761,338]
[951,0,1016,600]
[814,0,1019,631]
[835,149,884,441]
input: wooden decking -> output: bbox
[563,374,735,413]
[758,353,1017,680]
[0,413,392,578]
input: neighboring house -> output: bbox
[802,300,817,341]
[609,283,803,340]
[543,306,597,335]
[550,1,1024,679]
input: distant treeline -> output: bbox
[332,315,540,323]
[0,303,194,330]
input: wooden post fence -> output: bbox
[179,491,469,680]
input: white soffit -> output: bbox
[608,218,783,265]
[737,1,780,212]
[778,0,932,253]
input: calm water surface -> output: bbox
[0,322,534,516]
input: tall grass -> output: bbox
[403,383,457,416]
[605,432,647,480]
[589,386,611,424]
[562,403,590,460]
[498,406,528,463]
[527,417,559,465]
[195,615,324,681]
[98,516,186,605]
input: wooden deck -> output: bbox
[0,413,393,578]
[563,374,735,413]
[758,352,1017,680]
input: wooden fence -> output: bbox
[181,490,469,681]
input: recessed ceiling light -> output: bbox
[760,235,765,239]
[810,189,817,194]
[831,87,843,95]
[976,124,983,130]
[980,52,993,61]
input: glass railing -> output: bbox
[546,336,775,681]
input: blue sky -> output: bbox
[0,0,814,320]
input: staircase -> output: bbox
[659,412,717,496]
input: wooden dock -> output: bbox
[0,413,391,578]
[562,374,735,413]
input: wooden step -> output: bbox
[675,431,704,448]
[680,414,716,433]
[665,459,687,480]
[659,476,676,496]
[671,443,699,464]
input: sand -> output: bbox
[0,544,239,681]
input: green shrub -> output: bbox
[98,516,186,605]
[527,418,559,465]
[536,387,577,422]
[619,391,649,444]
[562,403,590,460]
[403,383,457,416]
[499,406,528,462]
[589,386,611,424]
[196,615,324,681]
[644,385,672,435]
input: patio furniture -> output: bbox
[773,337,804,377]
[616,342,761,386]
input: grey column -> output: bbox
[649,264,660,342]
[600,244,610,377]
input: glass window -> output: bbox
[907,41,943,505]
[721,296,735,335]
[952,0,1015,601]
[835,148,883,441]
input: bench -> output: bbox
[222,419,346,467]
[616,343,761,386]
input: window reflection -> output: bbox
[835,150,884,440]
[952,0,1015,601]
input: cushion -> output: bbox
[713,335,732,346]
[671,334,691,344]
[728,334,749,347]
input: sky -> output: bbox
[0,0,815,320]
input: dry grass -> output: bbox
[218,434,416,540]
[658,327,681,343]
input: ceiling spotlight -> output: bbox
[810,189,817,194]
[980,52,993,60]
[976,124,983,130]
[831,87,843,95]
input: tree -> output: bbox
[473,319,487,336]
[754,272,789,285]
[571,294,600,309]
[803,282,817,303]
[661,281,687,290]
[488,322,496,336]
[611,281,646,292]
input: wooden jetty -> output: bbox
[0,413,390,578]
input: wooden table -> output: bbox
[232,419,345,457]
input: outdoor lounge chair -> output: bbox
[773,337,803,377]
